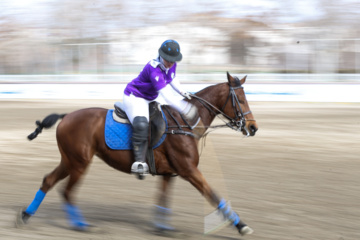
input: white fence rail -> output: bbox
[1,74,360,84]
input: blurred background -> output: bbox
[1,2,360,239]
[1,0,360,82]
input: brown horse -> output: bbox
[16,72,258,236]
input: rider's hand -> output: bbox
[182,92,192,100]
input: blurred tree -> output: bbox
[0,0,359,74]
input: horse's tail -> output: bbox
[27,113,67,141]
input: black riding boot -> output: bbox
[131,116,149,178]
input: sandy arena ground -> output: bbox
[0,100,359,240]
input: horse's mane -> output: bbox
[194,82,227,98]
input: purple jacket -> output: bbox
[124,59,177,101]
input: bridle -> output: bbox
[191,77,253,136]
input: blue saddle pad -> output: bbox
[104,110,166,150]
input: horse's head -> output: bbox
[222,72,258,136]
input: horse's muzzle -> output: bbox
[243,121,258,137]
[248,124,258,136]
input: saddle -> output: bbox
[111,101,199,176]
[113,101,166,148]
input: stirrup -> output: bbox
[131,162,149,175]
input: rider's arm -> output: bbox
[170,77,191,99]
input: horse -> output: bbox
[16,72,258,236]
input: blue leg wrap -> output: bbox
[155,205,172,214]
[64,203,89,229]
[217,199,240,226]
[153,205,174,231]
[230,212,240,226]
[218,199,226,209]
[25,189,46,215]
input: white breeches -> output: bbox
[123,93,151,124]
[123,84,190,124]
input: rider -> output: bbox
[122,39,197,178]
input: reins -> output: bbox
[165,94,231,135]
[163,106,198,138]
[165,82,255,137]
[163,80,256,156]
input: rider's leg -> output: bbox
[122,93,150,176]
[158,85,199,124]
[131,116,149,174]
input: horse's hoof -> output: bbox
[153,228,187,239]
[15,207,31,228]
[154,222,175,231]
[235,221,254,236]
[239,225,254,236]
[71,223,102,233]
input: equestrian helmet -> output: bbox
[158,40,182,62]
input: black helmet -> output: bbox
[158,40,182,62]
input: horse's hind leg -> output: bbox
[59,157,92,230]
[181,167,253,236]
[41,162,69,192]
[16,162,68,226]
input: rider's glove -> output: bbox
[182,92,192,100]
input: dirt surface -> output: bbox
[1,100,359,240]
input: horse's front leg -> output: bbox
[153,175,175,231]
[180,167,254,236]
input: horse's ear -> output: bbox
[240,75,247,85]
[227,71,233,84]
[227,72,246,86]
